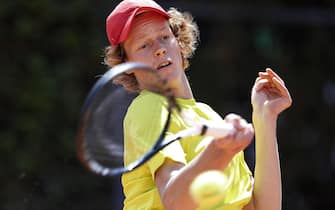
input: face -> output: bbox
[123,12,185,92]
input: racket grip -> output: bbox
[163,121,236,146]
[201,121,235,138]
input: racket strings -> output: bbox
[81,140,123,169]
[89,146,123,161]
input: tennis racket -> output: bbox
[76,62,235,177]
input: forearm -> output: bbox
[157,141,235,210]
[252,114,282,210]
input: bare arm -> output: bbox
[155,114,254,210]
[250,68,292,210]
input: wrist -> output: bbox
[252,107,278,120]
[252,110,278,129]
[204,141,236,169]
[210,140,236,157]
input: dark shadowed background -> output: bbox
[1,0,335,209]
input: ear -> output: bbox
[121,49,133,74]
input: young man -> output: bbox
[104,0,292,209]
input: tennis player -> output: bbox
[104,0,292,209]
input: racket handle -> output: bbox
[180,110,235,138]
[163,121,236,145]
[201,121,235,138]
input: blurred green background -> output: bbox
[1,0,335,209]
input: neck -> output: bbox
[172,73,194,99]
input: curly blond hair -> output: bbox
[103,8,200,92]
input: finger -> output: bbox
[254,78,272,92]
[258,71,270,78]
[255,77,271,85]
[259,72,277,85]
[258,69,284,87]
[225,114,251,131]
[255,76,265,84]
[234,118,249,131]
[258,73,272,85]
[273,78,293,105]
[242,124,254,141]
[272,77,290,97]
[225,114,243,130]
[224,113,242,123]
[266,68,285,85]
[266,86,282,96]
[261,78,287,96]
[234,123,254,144]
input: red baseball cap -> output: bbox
[106,0,170,46]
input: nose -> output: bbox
[154,44,166,57]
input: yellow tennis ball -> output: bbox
[190,170,229,208]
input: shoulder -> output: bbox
[124,90,170,132]
[195,102,214,112]
[126,90,169,119]
[195,102,223,121]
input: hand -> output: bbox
[214,113,254,155]
[251,68,292,119]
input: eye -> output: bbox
[140,44,147,49]
[162,35,170,40]
[137,42,148,51]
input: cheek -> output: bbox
[133,71,148,85]
[133,71,157,90]
[170,40,183,60]
[125,50,152,64]
[123,44,143,62]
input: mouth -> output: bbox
[156,61,172,70]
